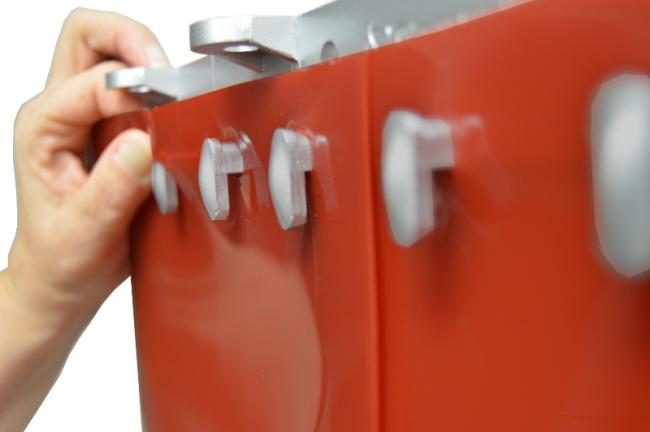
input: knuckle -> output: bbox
[64,7,91,27]
[14,98,34,126]
[63,8,85,32]
[13,95,41,139]
[140,24,157,40]
[14,105,28,132]
[13,93,48,151]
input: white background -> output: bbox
[0,1,327,430]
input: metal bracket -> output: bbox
[269,129,314,230]
[105,56,265,105]
[106,0,508,104]
[592,74,650,277]
[190,16,299,73]
[152,162,179,215]
[382,110,455,247]
[198,136,255,220]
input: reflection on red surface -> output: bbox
[94,0,650,430]
[95,56,378,431]
[370,0,650,430]
[133,210,322,432]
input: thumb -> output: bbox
[77,129,153,235]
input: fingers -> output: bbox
[47,8,169,87]
[27,61,143,154]
[74,129,152,236]
[44,61,142,125]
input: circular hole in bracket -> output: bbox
[321,41,338,62]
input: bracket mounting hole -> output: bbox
[321,41,338,61]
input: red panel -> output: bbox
[98,57,378,431]
[369,0,650,430]
[93,0,650,430]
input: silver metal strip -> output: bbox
[107,0,513,104]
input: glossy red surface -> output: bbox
[94,0,650,430]
[369,0,650,430]
[95,57,379,431]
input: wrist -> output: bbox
[6,237,104,331]
[0,268,91,342]
[0,269,56,342]
[0,269,87,431]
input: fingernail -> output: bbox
[146,45,170,68]
[116,131,152,178]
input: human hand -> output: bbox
[0,9,168,430]
[8,8,168,327]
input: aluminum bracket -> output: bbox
[107,0,511,104]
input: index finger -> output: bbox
[47,8,169,87]
[15,61,144,159]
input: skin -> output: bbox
[0,9,169,431]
